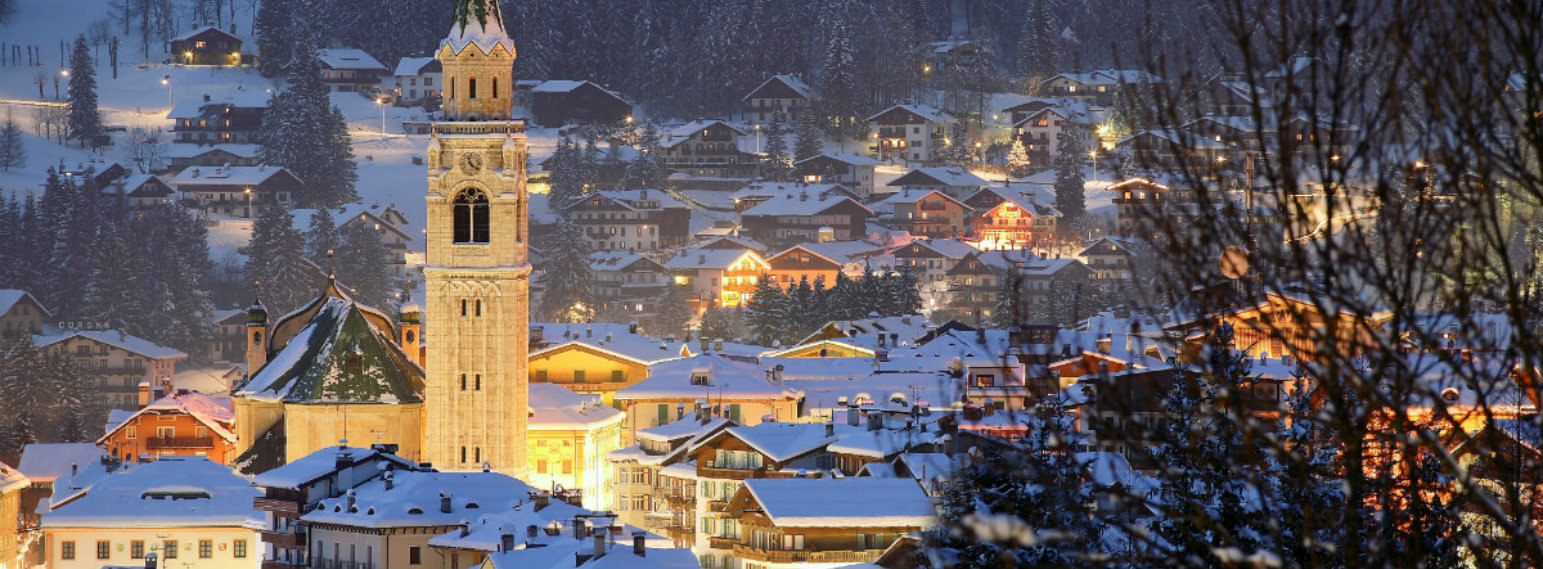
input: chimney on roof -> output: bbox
[825,423,834,437]
[593,529,606,560]
[847,402,860,426]
[633,532,646,557]
[440,491,453,513]
[501,533,516,553]
[714,338,724,351]
[71,463,77,477]
[868,413,883,431]
[586,327,593,338]
[605,332,613,343]
[346,489,356,512]
[698,253,707,264]
[527,524,540,543]
[628,321,639,334]
[383,471,394,491]
[676,403,685,421]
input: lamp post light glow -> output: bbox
[1090,149,1099,182]
[375,98,386,134]
[244,187,253,219]
[162,75,172,108]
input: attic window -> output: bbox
[465,501,480,509]
[344,350,363,374]
[141,488,211,500]
[367,507,376,515]
[407,507,424,515]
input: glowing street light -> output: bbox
[161,75,172,108]
[244,187,253,218]
[375,98,387,134]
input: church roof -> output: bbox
[442,0,514,56]
[235,295,424,405]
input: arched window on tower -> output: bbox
[453,188,490,243]
[469,77,478,99]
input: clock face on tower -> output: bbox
[460,152,483,174]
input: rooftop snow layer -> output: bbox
[34,330,186,360]
[742,477,936,527]
[40,457,259,529]
[301,470,532,528]
[529,383,626,430]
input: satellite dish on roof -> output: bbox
[1220,246,1250,280]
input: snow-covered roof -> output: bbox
[165,143,261,159]
[40,457,258,529]
[168,164,300,188]
[897,238,978,259]
[758,357,874,381]
[731,182,855,202]
[442,0,515,56]
[301,470,532,528]
[888,167,989,189]
[786,371,961,414]
[637,416,733,444]
[745,74,814,101]
[867,104,954,124]
[702,422,855,463]
[826,427,942,459]
[0,289,48,317]
[741,477,936,528]
[740,193,872,218]
[894,452,965,482]
[252,445,417,490]
[531,322,685,365]
[586,251,666,274]
[17,443,107,484]
[529,383,626,431]
[167,91,270,119]
[99,392,235,445]
[316,48,386,71]
[34,330,186,360]
[794,152,880,167]
[661,248,766,272]
[394,56,440,77]
[0,460,27,494]
[616,355,799,402]
[799,315,933,350]
[170,25,238,43]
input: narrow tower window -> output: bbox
[448,76,454,100]
[469,77,478,99]
[453,189,490,243]
[492,76,498,99]
[475,299,482,316]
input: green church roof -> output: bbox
[236,296,424,405]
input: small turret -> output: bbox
[246,283,270,375]
[399,298,423,367]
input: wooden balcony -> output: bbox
[260,531,301,548]
[732,544,886,564]
[254,497,300,515]
[707,537,737,550]
[705,500,730,512]
[146,436,214,449]
[696,465,762,480]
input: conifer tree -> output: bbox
[793,108,823,162]
[243,203,313,315]
[306,208,339,266]
[66,36,101,148]
[547,137,586,211]
[821,23,859,140]
[760,111,793,181]
[254,0,292,77]
[80,223,147,336]
[744,276,790,345]
[131,203,215,357]
[698,306,735,342]
[537,217,595,323]
[0,108,25,171]
[336,222,394,309]
[622,123,669,190]
[652,283,693,340]
[1007,138,1029,176]
[58,410,88,443]
[1054,128,1087,227]
[257,34,358,207]
[1015,0,1057,83]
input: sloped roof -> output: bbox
[740,193,873,217]
[663,120,747,148]
[745,74,814,101]
[888,167,989,188]
[251,445,417,490]
[794,153,879,167]
[616,355,798,401]
[40,457,259,529]
[0,460,27,494]
[34,330,186,360]
[0,289,48,317]
[529,383,626,431]
[662,248,767,272]
[393,56,440,77]
[316,48,386,71]
[866,104,953,124]
[98,392,236,445]
[301,470,533,528]
[709,422,853,463]
[169,165,301,188]
[17,443,105,484]
[234,296,424,405]
[741,477,935,527]
[170,26,239,43]
[443,0,515,55]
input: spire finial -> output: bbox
[326,249,336,279]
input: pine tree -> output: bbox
[1054,128,1087,226]
[821,23,859,140]
[42,170,97,320]
[80,223,148,337]
[253,0,291,76]
[743,276,790,345]
[1015,0,1057,83]
[894,265,923,315]
[257,34,358,207]
[66,36,101,148]
[131,203,216,357]
[306,209,339,266]
[537,217,595,323]
[547,137,586,211]
[760,111,793,181]
[0,108,25,171]
[336,221,395,309]
[828,271,862,320]
[652,283,693,340]
[793,108,823,162]
[698,306,735,342]
[243,203,313,315]
[58,410,88,443]
[623,123,670,190]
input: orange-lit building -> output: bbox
[98,391,237,464]
[970,194,1060,251]
[663,248,770,312]
[765,246,844,290]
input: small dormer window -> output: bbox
[344,350,363,374]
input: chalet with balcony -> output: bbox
[765,246,844,290]
[738,193,874,244]
[660,120,757,179]
[315,48,388,93]
[1000,99,1060,126]
[564,189,691,252]
[250,445,421,569]
[615,356,801,441]
[1039,69,1159,106]
[867,105,954,163]
[167,144,261,171]
[1078,237,1146,280]
[793,153,879,197]
[893,239,977,308]
[113,174,175,207]
[98,392,235,464]
[1109,178,1179,239]
[1116,129,1228,172]
[880,189,972,238]
[1012,106,1100,164]
[587,252,671,324]
[531,80,633,127]
[0,290,48,336]
[607,413,733,546]
[168,94,268,145]
[528,322,688,406]
[969,192,1060,252]
[744,74,816,126]
[169,164,302,218]
[169,26,245,66]
[723,477,935,569]
[392,57,442,107]
[662,248,770,312]
[35,330,187,412]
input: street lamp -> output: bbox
[754,124,761,154]
[375,98,386,134]
[1090,149,1099,182]
[244,187,252,218]
[161,75,172,108]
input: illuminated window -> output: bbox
[453,189,490,243]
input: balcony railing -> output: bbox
[313,560,374,569]
[697,465,762,480]
[253,497,300,515]
[707,537,737,550]
[705,500,730,512]
[146,436,214,449]
[732,544,886,564]
[431,121,525,135]
[260,531,300,548]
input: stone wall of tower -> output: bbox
[437,42,514,121]
[422,126,531,476]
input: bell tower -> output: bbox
[422,0,530,476]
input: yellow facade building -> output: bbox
[526,383,626,511]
